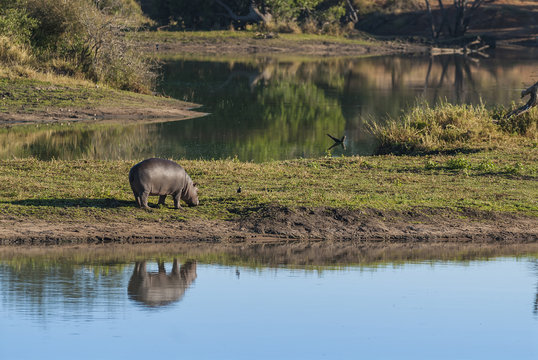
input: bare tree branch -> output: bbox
[214,0,272,24]
[505,82,538,119]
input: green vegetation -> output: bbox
[369,101,538,154]
[0,141,536,226]
[140,0,354,34]
[134,29,374,47]
[0,0,154,92]
[0,76,189,115]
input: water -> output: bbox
[2,50,537,161]
[1,256,537,359]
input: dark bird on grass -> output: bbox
[237,186,242,193]
[327,133,346,150]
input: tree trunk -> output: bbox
[214,0,272,24]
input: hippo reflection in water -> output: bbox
[128,259,197,307]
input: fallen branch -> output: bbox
[505,81,538,120]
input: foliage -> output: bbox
[369,101,498,154]
[492,105,538,139]
[0,0,155,92]
[139,0,354,32]
[368,100,538,155]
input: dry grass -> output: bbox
[369,101,537,154]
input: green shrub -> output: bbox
[445,156,471,170]
[1,0,155,93]
[492,105,538,139]
[0,36,33,66]
[0,6,38,45]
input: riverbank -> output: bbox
[133,30,427,57]
[0,76,204,127]
[1,148,536,245]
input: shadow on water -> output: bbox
[6,198,133,208]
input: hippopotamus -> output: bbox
[129,158,199,209]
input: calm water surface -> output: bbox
[2,50,537,161]
[1,257,537,359]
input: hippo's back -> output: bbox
[129,158,186,195]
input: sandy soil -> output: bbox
[0,104,207,127]
[1,207,536,246]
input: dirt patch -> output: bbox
[1,206,536,246]
[0,104,206,127]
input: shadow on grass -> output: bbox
[6,198,135,209]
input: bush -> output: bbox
[492,105,538,139]
[0,6,38,45]
[0,36,33,66]
[0,0,155,93]
[369,101,502,154]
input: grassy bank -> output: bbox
[0,145,536,225]
[131,29,416,57]
[0,76,200,124]
[135,30,374,46]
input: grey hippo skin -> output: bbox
[128,259,197,307]
[129,158,199,209]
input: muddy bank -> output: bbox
[0,103,206,127]
[1,207,536,246]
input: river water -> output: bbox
[1,256,537,359]
[1,50,537,161]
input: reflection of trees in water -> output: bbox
[0,123,160,160]
[534,260,538,316]
[1,54,536,161]
[159,59,347,161]
[0,262,128,322]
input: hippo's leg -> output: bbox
[158,195,167,206]
[132,190,142,208]
[140,191,150,209]
[173,194,182,209]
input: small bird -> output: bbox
[327,133,346,143]
[237,186,242,193]
[327,133,346,150]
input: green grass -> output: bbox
[135,30,373,45]
[0,146,536,225]
[0,77,194,115]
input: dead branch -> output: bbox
[505,82,538,119]
[345,0,359,24]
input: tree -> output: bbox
[424,0,492,39]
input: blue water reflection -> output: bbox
[1,258,537,359]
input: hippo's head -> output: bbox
[183,182,199,207]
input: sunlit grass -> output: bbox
[0,147,536,225]
[0,76,195,114]
[369,101,538,154]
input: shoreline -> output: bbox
[1,206,536,246]
[1,31,536,249]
